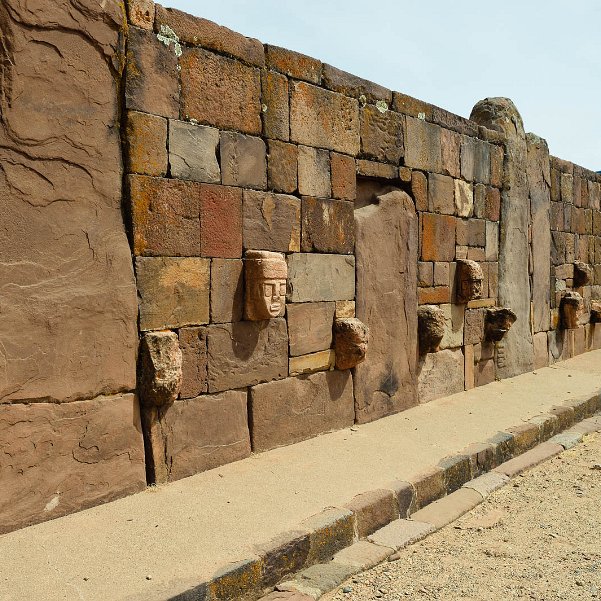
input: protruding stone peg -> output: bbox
[560,291,583,330]
[417,305,446,354]
[456,259,484,304]
[573,261,592,287]
[485,307,517,342]
[334,318,369,370]
[139,331,182,407]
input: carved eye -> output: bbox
[264,284,273,297]
[280,283,286,295]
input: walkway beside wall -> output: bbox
[1,351,600,601]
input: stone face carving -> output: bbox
[417,305,446,354]
[560,291,583,329]
[139,331,183,406]
[244,250,287,321]
[590,300,601,323]
[334,318,369,370]
[456,259,484,304]
[485,308,517,342]
[573,261,593,287]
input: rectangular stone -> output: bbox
[455,179,474,218]
[127,0,154,30]
[287,302,335,356]
[418,348,465,403]
[199,184,243,258]
[250,370,354,452]
[332,541,393,571]
[330,153,357,201]
[410,488,482,529]
[290,81,360,155]
[287,254,355,302]
[220,131,267,189]
[533,331,548,370]
[429,173,454,215]
[360,105,404,163]
[412,171,428,211]
[485,221,499,260]
[440,128,461,178]
[418,286,451,304]
[421,213,456,261]
[356,159,397,179]
[301,197,354,254]
[368,519,434,551]
[125,111,168,177]
[300,508,356,565]
[178,327,208,398]
[169,120,220,183]
[463,472,509,498]
[404,117,442,172]
[345,489,398,538]
[494,442,563,478]
[262,69,289,141]
[298,146,331,198]
[210,259,244,323]
[136,257,210,331]
[335,300,355,319]
[268,140,298,195]
[289,350,335,376]
[266,45,322,84]
[243,190,301,253]
[440,303,465,349]
[464,308,485,345]
[0,394,145,535]
[464,344,475,390]
[323,64,392,104]
[207,319,288,392]
[392,92,433,120]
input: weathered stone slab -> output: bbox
[471,98,534,377]
[301,197,355,254]
[421,214,456,261]
[287,254,355,302]
[210,259,244,323]
[429,173,455,215]
[199,184,243,258]
[243,190,301,252]
[298,146,331,198]
[354,191,419,423]
[360,105,404,164]
[330,152,356,201]
[266,45,322,84]
[262,69,290,141]
[126,111,168,177]
[287,302,335,356]
[289,350,336,376]
[220,131,267,189]
[404,117,442,173]
[0,1,138,403]
[417,348,465,403]
[144,390,251,483]
[250,370,354,452]
[169,120,220,183]
[178,327,208,398]
[207,319,288,392]
[0,394,145,534]
[268,140,298,194]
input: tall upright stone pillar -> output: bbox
[471,98,534,377]
[354,190,418,423]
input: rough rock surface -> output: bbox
[354,191,419,423]
[287,254,355,302]
[417,348,465,403]
[333,318,369,370]
[287,302,335,357]
[417,305,446,354]
[0,0,138,403]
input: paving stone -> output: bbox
[300,508,356,564]
[243,190,301,253]
[220,132,267,189]
[301,197,354,254]
[410,487,482,529]
[136,257,210,331]
[360,105,404,163]
[290,81,360,155]
[180,48,261,134]
[548,432,583,450]
[169,120,220,183]
[569,418,601,435]
[463,472,509,498]
[255,530,311,588]
[208,557,262,601]
[289,350,336,376]
[210,259,244,323]
[199,184,243,258]
[345,489,399,538]
[276,581,321,600]
[262,69,290,141]
[332,541,393,570]
[404,117,442,172]
[387,481,417,518]
[178,327,208,398]
[287,254,355,302]
[287,302,335,356]
[266,45,322,84]
[410,467,446,509]
[125,111,168,176]
[260,591,315,601]
[295,562,357,596]
[206,319,288,392]
[439,454,472,493]
[421,213,456,261]
[330,153,356,201]
[368,519,435,551]
[507,423,540,454]
[429,173,455,215]
[493,442,563,477]
[417,348,465,404]
[268,140,298,194]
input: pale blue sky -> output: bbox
[165,1,600,171]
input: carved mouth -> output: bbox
[270,303,281,313]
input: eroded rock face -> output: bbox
[138,331,183,407]
[560,291,583,330]
[590,300,601,323]
[485,308,517,342]
[334,318,369,370]
[456,259,484,304]
[573,261,593,287]
[417,305,446,354]
[244,250,287,321]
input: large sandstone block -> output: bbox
[210,259,244,323]
[290,81,360,155]
[220,131,267,189]
[199,184,243,258]
[360,106,404,164]
[301,197,355,254]
[331,153,357,201]
[421,213,456,261]
[404,117,442,173]
[178,327,208,398]
[250,370,355,452]
[262,70,290,141]
[354,191,419,423]
[289,349,336,375]
[267,140,298,194]
[168,120,220,183]
[180,48,261,134]
[144,390,251,483]
[287,302,335,356]
[287,254,355,302]
[0,394,145,534]
[298,146,331,198]
[125,111,168,177]
[417,349,465,403]
[266,45,322,84]
[0,1,138,403]
[206,319,288,392]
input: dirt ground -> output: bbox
[326,432,601,601]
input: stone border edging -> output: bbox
[164,392,600,601]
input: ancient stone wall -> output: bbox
[1,0,600,533]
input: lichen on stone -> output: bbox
[375,100,388,114]
[157,24,182,57]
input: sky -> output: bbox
[165,0,600,171]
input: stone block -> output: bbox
[178,327,208,399]
[460,136,477,182]
[463,441,496,477]
[490,144,504,187]
[129,175,200,257]
[494,442,563,478]
[506,423,540,454]
[440,128,461,178]
[243,190,301,253]
[429,173,455,215]
[266,45,322,84]
[421,213,456,261]
[283,563,355,598]
[330,153,356,201]
[256,531,311,589]
[439,454,472,493]
[418,261,434,287]
[440,303,465,349]
[206,319,288,392]
[485,221,499,260]
[125,111,168,176]
[464,308,485,345]
[301,197,354,254]
[268,141,298,194]
[251,370,354,452]
[392,92,433,120]
[287,254,355,302]
[155,6,265,66]
[418,286,451,304]
[463,472,509,498]
[432,106,479,136]
[561,173,574,204]
[289,350,336,376]
[475,358,495,386]
[488,431,516,466]
[404,117,442,172]
[0,394,145,535]
[474,140,491,184]
[139,331,182,407]
[199,184,243,258]
[533,331,549,369]
[290,81,360,155]
[417,348,465,403]
[367,519,434,551]
[298,146,331,198]
[360,105,404,163]
[300,507,356,565]
[409,467,446,508]
[287,302,335,356]
[136,257,210,331]
[345,489,398,538]
[486,186,501,221]
[412,170,428,211]
[332,541,393,571]
[210,259,244,323]
[464,344,475,390]
[473,184,487,218]
[180,48,261,134]
[169,120,220,183]
[262,69,289,141]
[323,64,392,104]
[126,27,179,118]
[410,488,482,529]
[335,300,356,319]
[356,159,397,179]
[455,179,474,217]
[433,262,450,287]
[388,481,417,518]
[127,0,154,29]
[220,131,267,189]
[208,558,262,601]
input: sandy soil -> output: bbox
[326,432,601,601]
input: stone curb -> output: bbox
[163,393,600,601]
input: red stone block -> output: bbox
[331,153,356,201]
[199,184,243,258]
[265,45,322,84]
[421,213,456,261]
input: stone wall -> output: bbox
[1,0,600,533]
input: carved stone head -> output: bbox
[590,300,601,324]
[485,307,517,342]
[334,318,369,370]
[139,331,182,407]
[417,305,446,354]
[573,261,593,287]
[560,291,583,329]
[244,250,287,321]
[456,259,484,304]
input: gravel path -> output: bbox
[326,432,601,601]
